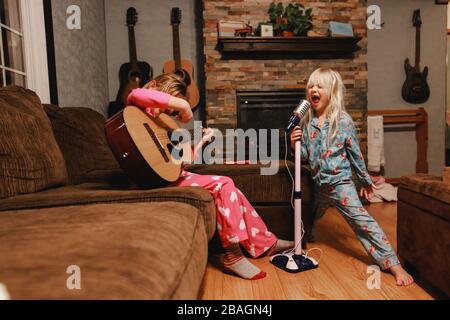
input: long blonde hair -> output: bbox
[301,67,346,144]
[144,73,187,99]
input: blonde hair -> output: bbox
[144,73,187,99]
[301,67,346,144]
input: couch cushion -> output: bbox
[44,104,119,184]
[398,188,450,222]
[0,86,68,199]
[0,182,216,241]
[0,202,207,299]
[185,161,313,204]
[400,174,450,205]
[77,169,128,185]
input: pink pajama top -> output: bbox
[127,88,171,116]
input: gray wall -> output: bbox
[368,0,447,177]
[104,0,198,103]
[52,0,109,115]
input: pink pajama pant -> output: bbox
[174,170,278,258]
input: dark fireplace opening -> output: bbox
[237,89,306,160]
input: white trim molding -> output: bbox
[20,0,50,104]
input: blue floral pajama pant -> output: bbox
[312,180,400,270]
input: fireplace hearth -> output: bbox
[237,90,306,160]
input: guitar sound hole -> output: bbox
[175,69,191,86]
[129,71,141,79]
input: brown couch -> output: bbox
[0,86,313,299]
[398,174,450,298]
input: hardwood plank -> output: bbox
[199,258,224,300]
[222,274,255,300]
[368,203,433,300]
[276,254,354,300]
[199,202,434,300]
[250,258,286,300]
[311,209,390,300]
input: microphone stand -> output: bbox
[270,138,319,273]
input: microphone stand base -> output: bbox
[270,252,319,274]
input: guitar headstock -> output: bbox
[412,9,422,28]
[126,7,138,27]
[171,7,182,26]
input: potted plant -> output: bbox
[268,2,285,36]
[284,3,313,36]
[268,2,313,37]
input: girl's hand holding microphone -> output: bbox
[290,126,303,150]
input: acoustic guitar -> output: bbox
[105,107,214,189]
[402,9,430,104]
[163,7,200,109]
[108,8,153,117]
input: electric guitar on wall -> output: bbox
[402,9,430,104]
[163,7,200,109]
[108,7,153,117]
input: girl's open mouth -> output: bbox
[312,94,320,104]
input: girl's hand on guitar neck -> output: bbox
[200,128,215,144]
[191,128,215,163]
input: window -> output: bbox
[0,0,26,87]
[0,0,50,102]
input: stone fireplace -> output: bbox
[202,0,368,160]
[237,89,306,159]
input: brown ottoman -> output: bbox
[398,174,450,298]
[186,160,314,242]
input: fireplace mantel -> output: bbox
[217,36,362,58]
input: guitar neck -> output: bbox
[128,26,139,71]
[172,24,182,70]
[415,26,420,69]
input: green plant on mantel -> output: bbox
[268,2,313,36]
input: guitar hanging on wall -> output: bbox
[108,7,153,117]
[163,7,200,109]
[402,9,430,104]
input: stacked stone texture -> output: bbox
[203,0,368,152]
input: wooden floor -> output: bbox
[199,202,433,300]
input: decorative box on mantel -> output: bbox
[217,36,362,58]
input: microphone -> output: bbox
[285,99,311,133]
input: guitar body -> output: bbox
[402,9,430,105]
[164,7,200,110]
[105,107,184,189]
[108,8,153,118]
[116,61,153,105]
[402,58,430,104]
[163,59,200,108]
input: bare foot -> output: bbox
[390,265,414,286]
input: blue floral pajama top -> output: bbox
[301,112,373,187]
